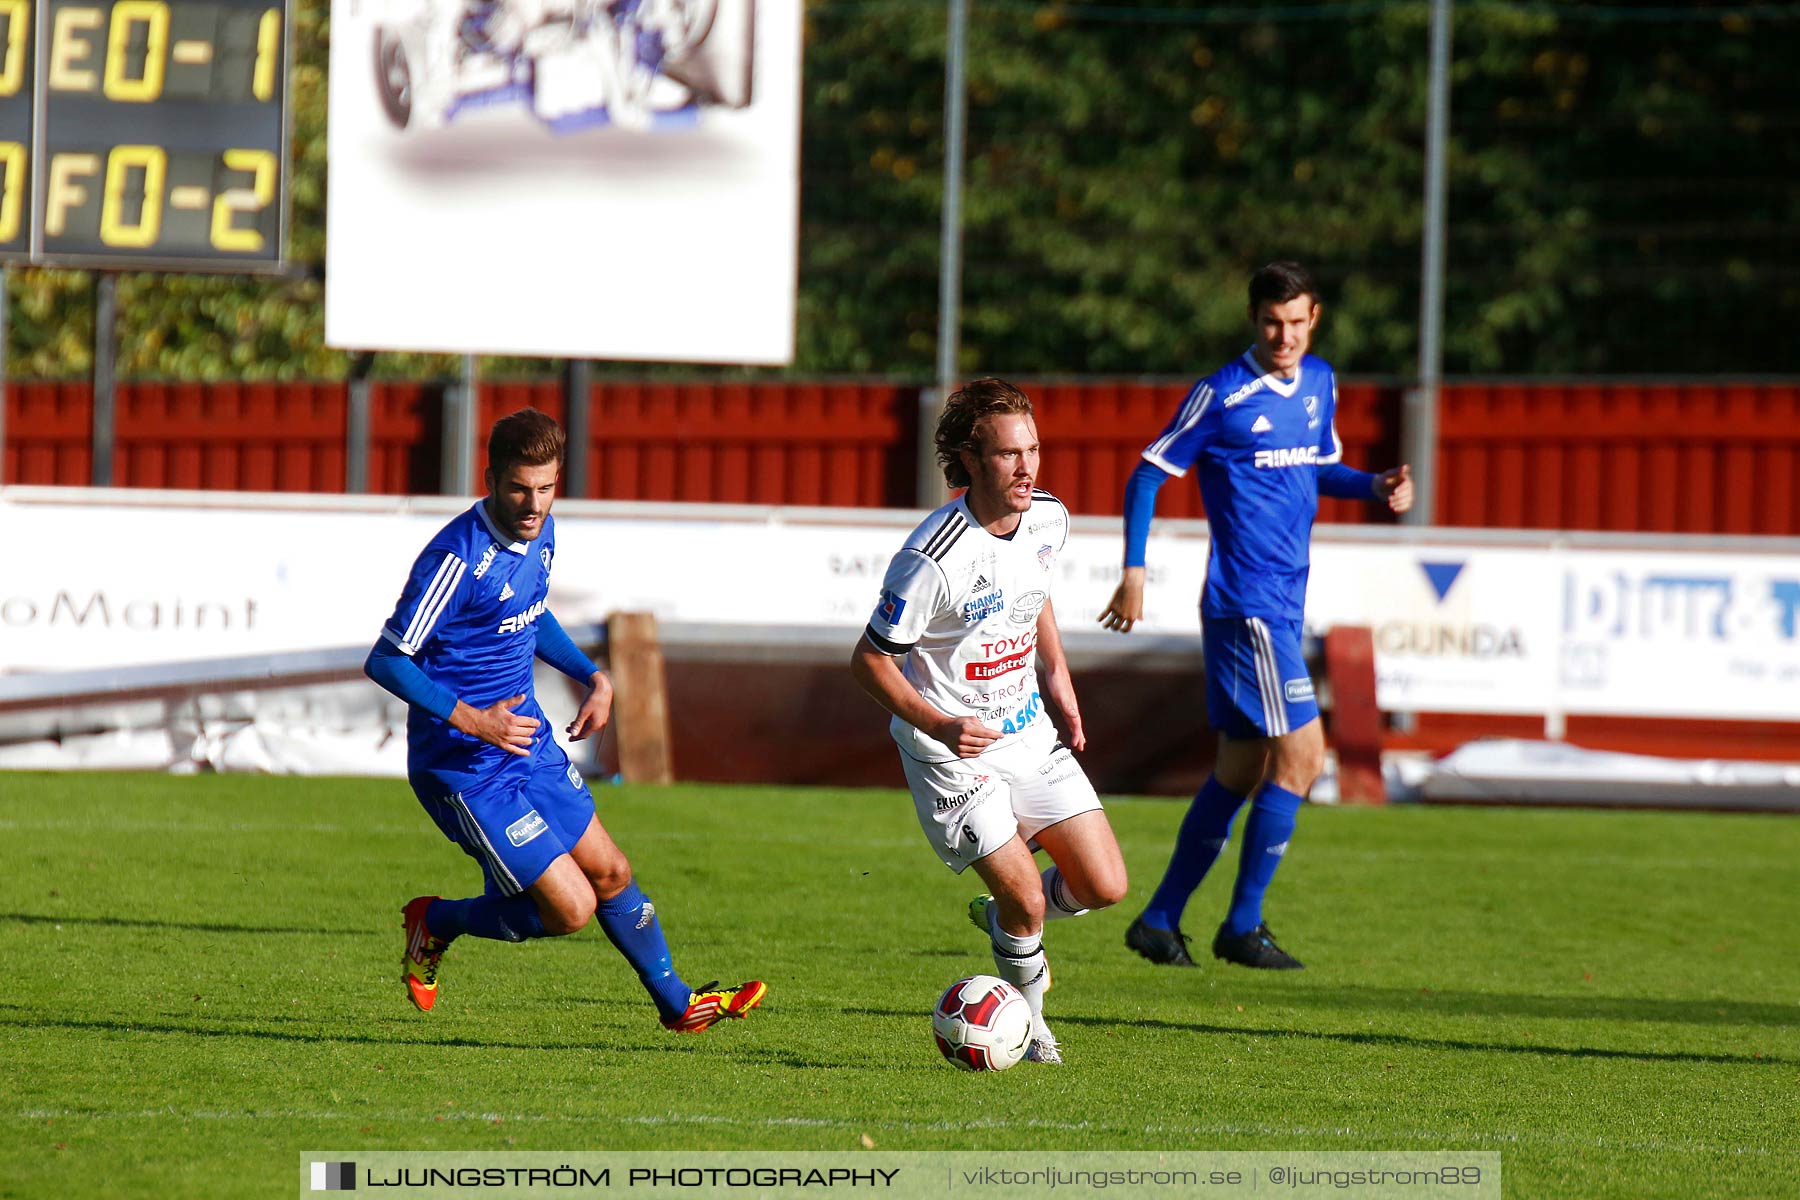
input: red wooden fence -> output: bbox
[6,379,1798,533]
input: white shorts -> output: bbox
[900,716,1103,874]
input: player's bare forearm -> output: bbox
[566,670,613,741]
[1035,600,1088,751]
[1099,566,1146,633]
[850,637,1000,758]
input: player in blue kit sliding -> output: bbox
[1100,262,1414,970]
[364,408,765,1030]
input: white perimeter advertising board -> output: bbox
[324,0,800,363]
[3,493,1797,722]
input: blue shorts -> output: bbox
[1202,615,1319,740]
[412,737,595,897]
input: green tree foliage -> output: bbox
[5,0,1794,379]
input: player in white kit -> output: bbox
[851,378,1128,1065]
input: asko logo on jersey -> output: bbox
[497,598,548,634]
[1254,446,1320,469]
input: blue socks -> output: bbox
[1223,783,1303,937]
[1140,775,1246,931]
[426,881,692,1022]
[594,881,692,1023]
[426,894,548,943]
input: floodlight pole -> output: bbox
[1406,0,1452,526]
[922,0,971,507]
[444,354,478,496]
[92,273,117,488]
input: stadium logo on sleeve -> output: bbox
[473,543,499,579]
[505,810,549,847]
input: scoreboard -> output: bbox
[0,0,288,270]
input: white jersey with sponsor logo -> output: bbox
[864,490,1070,763]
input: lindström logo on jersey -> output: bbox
[966,649,1032,681]
[1254,446,1320,469]
[505,810,548,847]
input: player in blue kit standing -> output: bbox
[1099,262,1414,970]
[364,408,765,1031]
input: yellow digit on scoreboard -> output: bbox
[253,7,279,102]
[0,0,28,99]
[211,147,274,252]
[104,0,169,102]
[100,143,165,247]
[0,141,24,241]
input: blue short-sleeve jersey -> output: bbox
[379,501,558,787]
[1142,350,1343,621]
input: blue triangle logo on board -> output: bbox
[1419,560,1466,603]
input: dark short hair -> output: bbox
[487,408,565,477]
[934,378,1034,488]
[1248,261,1320,311]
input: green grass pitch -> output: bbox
[1,773,1796,1198]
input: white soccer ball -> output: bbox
[932,975,1032,1071]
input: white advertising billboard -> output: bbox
[324,0,800,362]
[4,492,1796,724]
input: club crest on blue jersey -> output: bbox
[877,588,907,624]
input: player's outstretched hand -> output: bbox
[935,716,1004,759]
[1098,566,1146,634]
[1376,464,1414,514]
[451,694,539,757]
[567,672,614,741]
